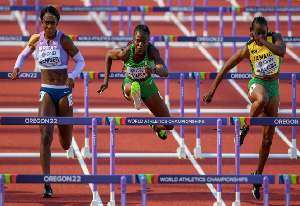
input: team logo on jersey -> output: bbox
[251,50,257,54]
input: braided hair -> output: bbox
[250,16,268,31]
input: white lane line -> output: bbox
[286,47,300,63]
[171,129,226,206]
[72,136,102,205]
[274,128,300,156]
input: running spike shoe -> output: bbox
[239,126,249,146]
[42,184,53,198]
[251,172,262,200]
[131,81,141,110]
[150,125,167,140]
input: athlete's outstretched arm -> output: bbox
[203,45,249,104]
[97,47,129,93]
[11,34,39,80]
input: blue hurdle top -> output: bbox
[244,7,300,13]
[0,5,43,11]
[60,6,136,12]
[135,174,275,184]
[1,35,300,42]
[1,72,299,80]
[105,117,227,125]
[230,117,300,126]
[0,117,102,125]
[0,174,133,184]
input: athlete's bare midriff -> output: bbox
[41,69,68,85]
[252,72,279,81]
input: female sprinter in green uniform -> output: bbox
[202,17,286,199]
[97,24,173,139]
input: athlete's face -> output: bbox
[252,23,268,46]
[133,31,149,55]
[41,13,58,40]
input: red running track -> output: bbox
[0,0,300,205]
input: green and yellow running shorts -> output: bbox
[248,78,279,99]
[122,76,159,100]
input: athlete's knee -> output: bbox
[165,125,174,130]
[256,97,268,108]
[59,134,72,150]
[40,131,53,146]
[262,137,273,147]
[61,141,71,150]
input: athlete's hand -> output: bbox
[203,92,213,104]
[65,78,75,90]
[250,31,263,45]
[11,68,21,80]
[97,82,108,94]
[144,66,154,76]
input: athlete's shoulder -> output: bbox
[29,34,41,43]
[267,31,275,36]
[246,38,255,46]
[28,34,41,49]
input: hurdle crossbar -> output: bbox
[0,117,102,125]
[1,72,300,80]
[230,117,300,126]
[134,174,275,184]
[105,117,227,125]
[0,174,132,184]
[278,174,300,184]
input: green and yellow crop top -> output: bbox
[247,31,282,76]
[124,43,154,80]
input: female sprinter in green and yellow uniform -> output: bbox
[203,16,286,199]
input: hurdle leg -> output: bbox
[288,74,297,159]
[232,119,241,206]
[214,119,223,206]
[194,73,202,159]
[177,73,186,159]
[67,138,75,159]
[263,176,269,206]
[0,175,4,206]
[91,118,101,206]
[108,119,116,206]
[121,176,127,206]
[141,176,147,206]
[82,73,92,159]
[285,176,291,206]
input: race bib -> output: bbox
[127,67,147,79]
[38,49,61,67]
[254,55,278,76]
